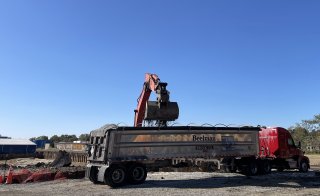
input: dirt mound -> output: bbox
[49,150,72,168]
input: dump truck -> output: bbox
[86,124,263,187]
[85,125,309,187]
[85,73,309,187]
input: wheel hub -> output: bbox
[133,167,144,180]
[112,169,124,183]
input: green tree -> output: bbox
[290,114,320,152]
[59,134,78,142]
[37,135,49,140]
[303,114,320,131]
[79,134,90,141]
[289,125,308,149]
[30,135,49,141]
[50,135,60,143]
[49,135,61,147]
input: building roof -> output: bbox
[0,138,36,146]
[0,134,11,139]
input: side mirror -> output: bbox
[298,141,301,149]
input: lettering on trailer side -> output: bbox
[192,135,216,152]
[192,135,216,142]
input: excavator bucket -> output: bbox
[144,101,179,121]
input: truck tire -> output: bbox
[259,160,271,174]
[221,158,236,173]
[246,161,258,176]
[299,160,309,173]
[277,167,284,172]
[104,165,127,187]
[223,165,237,173]
[89,167,99,184]
[126,163,147,184]
[207,162,218,172]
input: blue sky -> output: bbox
[0,1,319,139]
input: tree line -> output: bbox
[30,133,90,144]
[289,114,320,153]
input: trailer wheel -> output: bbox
[224,165,237,173]
[259,160,271,174]
[104,165,127,187]
[299,160,309,173]
[247,161,258,176]
[277,167,284,172]
[221,158,236,173]
[207,162,218,172]
[127,163,147,184]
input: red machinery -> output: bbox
[259,127,309,172]
[134,73,179,127]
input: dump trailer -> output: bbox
[86,124,264,187]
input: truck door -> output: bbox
[278,132,288,158]
[286,134,298,157]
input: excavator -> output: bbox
[134,73,179,127]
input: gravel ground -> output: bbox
[1,157,320,196]
[1,170,320,196]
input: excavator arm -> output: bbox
[134,73,179,127]
[134,73,159,127]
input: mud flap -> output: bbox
[97,165,109,182]
[85,165,92,179]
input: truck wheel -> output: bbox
[89,167,99,184]
[224,165,237,173]
[221,158,236,173]
[247,161,258,176]
[299,160,309,173]
[277,166,284,172]
[127,163,147,184]
[104,165,127,187]
[259,160,271,174]
[207,162,218,172]
[202,162,218,172]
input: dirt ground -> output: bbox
[307,154,320,166]
[1,170,320,196]
[1,155,320,196]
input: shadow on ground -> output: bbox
[123,171,320,189]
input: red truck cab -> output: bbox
[259,127,309,172]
